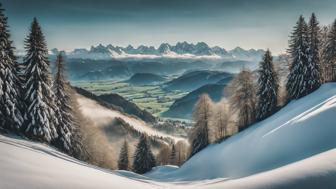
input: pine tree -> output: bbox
[322,19,336,82]
[118,140,130,170]
[52,53,74,153]
[189,94,213,158]
[169,144,176,165]
[286,16,310,100]
[228,69,256,131]
[0,4,24,133]
[256,50,279,120]
[319,26,330,82]
[133,134,156,174]
[23,18,57,142]
[307,13,322,92]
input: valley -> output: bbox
[73,80,188,117]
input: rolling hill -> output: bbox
[163,70,234,92]
[162,84,228,119]
[126,73,167,85]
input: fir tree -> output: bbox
[23,18,57,142]
[189,94,213,158]
[0,4,23,132]
[52,53,74,153]
[133,134,156,174]
[118,140,130,170]
[307,13,322,92]
[286,16,310,100]
[256,50,279,120]
[322,19,336,82]
[170,144,176,165]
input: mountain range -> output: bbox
[51,42,265,61]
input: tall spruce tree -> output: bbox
[286,16,310,100]
[52,53,74,153]
[133,134,156,174]
[118,140,130,170]
[307,13,322,92]
[0,4,23,132]
[256,50,279,120]
[23,18,57,142]
[189,94,213,158]
[322,19,336,81]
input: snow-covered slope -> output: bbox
[76,94,185,143]
[1,84,336,189]
[147,83,336,181]
[0,134,336,189]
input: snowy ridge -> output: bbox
[76,94,186,143]
[50,42,265,61]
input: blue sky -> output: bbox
[3,0,336,54]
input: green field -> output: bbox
[72,80,187,116]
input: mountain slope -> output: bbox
[147,83,336,181]
[164,71,234,92]
[1,84,336,189]
[162,84,227,119]
[126,73,166,85]
[74,87,156,123]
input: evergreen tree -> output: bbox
[23,18,57,142]
[307,13,322,92]
[189,94,213,158]
[286,16,310,100]
[170,144,176,165]
[0,4,23,132]
[256,50,279,120]
[133,134,156,174]
[322,19,336,82]
[228,69,256,131]
[52,53,74,153]
[118,140,130,170]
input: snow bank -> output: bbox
[146,83,336,181]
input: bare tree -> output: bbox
[210,99,230,142]
[189,94,214,158]
[227,69,257,131]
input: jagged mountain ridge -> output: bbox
[51,42,265,61]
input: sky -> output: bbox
[3,0,336,54]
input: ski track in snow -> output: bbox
[76,94,186,143]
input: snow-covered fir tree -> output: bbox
[307,13,322,92]
[133,134,156,174]
[118,140,130,170]
[228,69,256,131]
[170,144,176,165]
[322,19,336,82]
[286,16,310,100]
[23,18,57,142]
[256,50,279,120]
[189,94,213,158]
[52,53,74,153]
[0,4,23,133]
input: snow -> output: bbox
[76,94,186,143]
[1,83,336,188]
[146,83,336,181]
